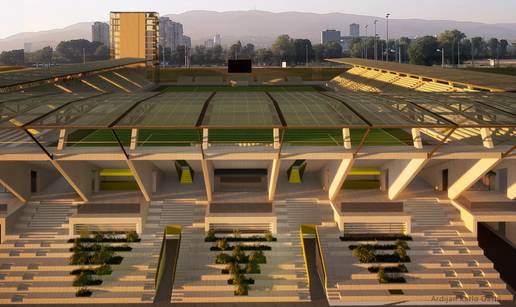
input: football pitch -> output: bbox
[160,85,319,92]
[66,128,411,147]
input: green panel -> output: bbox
[285,129,344,146]
[66,129,131,147]
[162,85,317,92]
[138,129,201,147]
[209,129,273,143]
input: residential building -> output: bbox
[321,29,341,44]
[92,21,110,47]
[109,12,159,62]
[159,17,185,51]
[183,35,192,49]
[350,23,360,37]
[204,39,214,49]
[214,34,221,46]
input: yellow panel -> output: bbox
[119,13,145,59]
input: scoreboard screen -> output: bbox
[228,59,252,73]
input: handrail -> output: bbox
[299,225,313,284]
[315,226,328,289]
[154,225,182,289]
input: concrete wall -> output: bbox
[506,222,516,246]
[51,161,94,202]
[0,162,59,202]
[127,160,161,201]
[508,162,516,200]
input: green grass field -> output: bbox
[462,67,516,77]
[66,128,412,147]
[159,85,319,92]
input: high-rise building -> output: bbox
[350,23,360,37]
[321,30,341,44]
[92,21,110,47]
[159,17,185,51]
[204,39,214,49]
[109,12,159,62]
[183,36,192,49]
[23,42,32,53]
[214,34,221,46]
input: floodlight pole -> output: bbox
[83,48,86,64]
[374,20,378,61]
[306,43,309,66]
[365,25,369,59]
[385,13,390,61]
[457,40,460,67]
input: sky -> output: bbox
[1,0,515,39]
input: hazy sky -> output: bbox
[1,0,515,39]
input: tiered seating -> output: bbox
[415,82,455,92]
[98,72,143,92]
[392,76,425,89]
[331,75,381,93]
[115,68,153,88]
[319,199,512,304]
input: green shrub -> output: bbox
[95,264,112,275]
[70,251,90,265]
[245,260,260,274]
[368,264,408,273]
[377,267,386,283]
[396,240,409,250]
[73,272,102,286]
[265,232,274,242]
[234,282,249,296]
[126,231,140,243]
[396,244,408,262]
[226,262,240,275]
[94,232,104,243]
[232,245,246,263]
[91,246,114,265]
[215,253,231,264]
[217,238,228,251]
[352,245,377,263]
[76,288,92,297]
[206,229,217,242]
[249,250,266,264]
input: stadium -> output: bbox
[0,56,515,305]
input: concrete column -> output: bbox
[130,128,138,151]
[51,160,94,202]
[127,160,158,202]
[57,129,67,151]
[0,162,32,202]
[387,158,428,200]
[448,158,501,200]
[411,128,423,149]
[273,128,280,150]
[268,158,281,201]
[480,128,494,149]
[202,128,209,150]
[201,159,214,202]
[343,128,352,149]
[328,159,354,201]
[93,170,100,193]
[508,163,516,200]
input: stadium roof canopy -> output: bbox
[0,58,148,89]
[2,91,513,130]
[327,58,516,92]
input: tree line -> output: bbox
[0,39,110,66]
[348,29,514,66]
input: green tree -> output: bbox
[408,36,439,66]
[293,39,314,65]
[488,38,500,59]
[325,42,343,58]
[56,39,104,63]
[500,39,509,59]
[0,49,24,65]
[437,29,466,65]
[254,48,275,66]
[271,35,295,64]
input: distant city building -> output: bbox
[23,42,32,53]
[110,12,159,62]
[204,39,214,49]
[159,17,185,51]
[92,22,110,47]
[214,34,221,46]
[183,36,192,49]
[321,30,341,44]
[350,23,360,37]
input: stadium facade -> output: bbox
[0,58,514,304]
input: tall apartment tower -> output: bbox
[92,22,110,47]
[109,12,159,62]
[350,23,360,37]
[214,34,221,46]
[321,30,341,44]
[159,17,185,51]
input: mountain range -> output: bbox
[2,10,515,52]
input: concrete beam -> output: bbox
[411,128,423,149]
[202,128,209,150]
[201,159,214,202]
[328,159,354,201]
[0,162,32,202]
[273,128,281,150]
[127,160,158,202]
[130,128,138,151]
[387,158,428,200]
[268,158,281,201]
[51,160,93,202]
[343,128,352,149]
[508,163,516,200]
[448,158,501,200]
[480,128,494,149]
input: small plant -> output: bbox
[377,267,387,283]
[95,264,112,275]
[249,250,266,264]
[245,260,260,274]
[396,244,408,262]
[217,238,228,251]
[70,250,90,265]
[215,253,231,264]
[233,229,242,240]
[94,232,104,243]
[73,272,102,286]
[234,282,249,296]
[76,287,92,297]
[232,245,246,263]
[352,245,377,263]
[91,246,114,265]
[265,232,274,242]
[206,229,217,241]
[79,230,91,239]
[227,262,240,275]
[396,240,409,250]
[126,231,140,242]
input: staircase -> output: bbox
[14,202,75,237]
[317,199,513,305]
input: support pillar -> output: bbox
[328,159,354,201]
[387,158,428,200]
[201,159,213,202]
[51,160,94,202]
[268,158,281,201]
[202,128,209,150]
[343,128,352,149]
[127,160,157,202]
[448,158,501,200]
[480,128,494,149]
[508,163,516,200]
[411,128,423,149]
